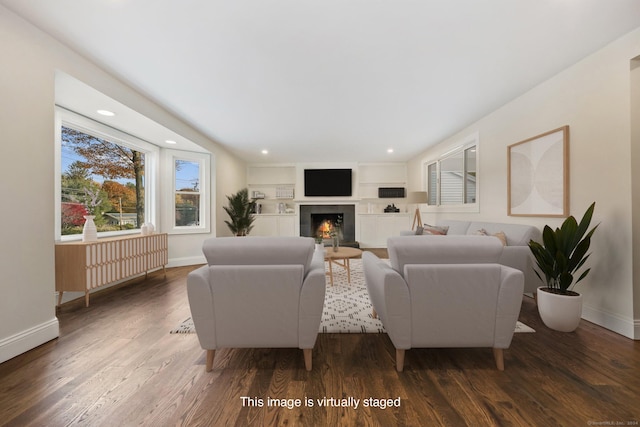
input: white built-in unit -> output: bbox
[247,165,296,212]
[246,163,412,246]
[252,214,297,236]
[357,213,411,247]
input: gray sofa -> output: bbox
[363,235,524,371]
[401,220,542,294]
[187,236,326,371]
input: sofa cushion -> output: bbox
[202,236,315,272]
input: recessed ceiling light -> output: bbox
[387,148,394,153]
[165,140,177,144]
[261,149,269,155]
[96,109,115,116]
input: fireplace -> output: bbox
[311,213,342,239]
[300,204,357,246]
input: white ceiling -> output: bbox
[4,0,640,163]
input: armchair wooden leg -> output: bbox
[493,348,504,371]
[206,350,215,372]
[396,349,405,372]
[303,349,312,371]
[372,308,377,319]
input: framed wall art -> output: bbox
[507,126,569,217]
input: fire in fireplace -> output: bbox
[311,213,342,239]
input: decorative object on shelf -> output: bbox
[251,191,265,199]
[275,186,294,199]
[408,191,428,230]
[141,222,155,235]
[384,204,400,213]
[378,187,405,198]
[223,188,256,236]
[278,202,285,214]
[528,202,599,332]
[508,125,569,217]
[82,215,98,242]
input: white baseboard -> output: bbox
[0,317,59,364]
[582,304,638,340]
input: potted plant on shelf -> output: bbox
[223,188,256,236]
[528,202,599,332]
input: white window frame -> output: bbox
[422,133,479,213]
[164,149,211,235]
[55,107,159,241]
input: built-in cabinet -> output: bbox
[252,214,296,237]
[358,163,408,213]
[246,163,410,246]
[358,213,411,247]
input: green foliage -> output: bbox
[528,202,599,293]
[223,188,256,236]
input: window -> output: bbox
[56,108,158,240]
[167,150,210,234]
[424,134,478,210]
[175,159,201,226]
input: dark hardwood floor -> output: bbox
[1,259,639,426]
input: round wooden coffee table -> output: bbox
[324,246,362,286]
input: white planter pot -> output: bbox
[537,286,583,332]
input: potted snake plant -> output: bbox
[528,202,598,332]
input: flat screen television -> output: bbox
[304,169,352,197]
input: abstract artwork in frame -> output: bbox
[507,126,569,217]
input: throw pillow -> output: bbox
[475,228,507,246]
[423,224,449,235]
[474,228,488,236]
[493,231,508,246]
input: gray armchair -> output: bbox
[187,236,326,371]
[363,235,524,372]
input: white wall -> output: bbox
[0,6,246,363]
[408,27,640,339]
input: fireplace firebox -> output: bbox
[299,204,357,246]
[311,213,342,239]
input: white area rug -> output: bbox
[171,258,535,334]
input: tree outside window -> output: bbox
[60,126,145,235]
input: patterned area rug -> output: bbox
[171,258,535,334]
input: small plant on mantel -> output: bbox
[528,202,599,295]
